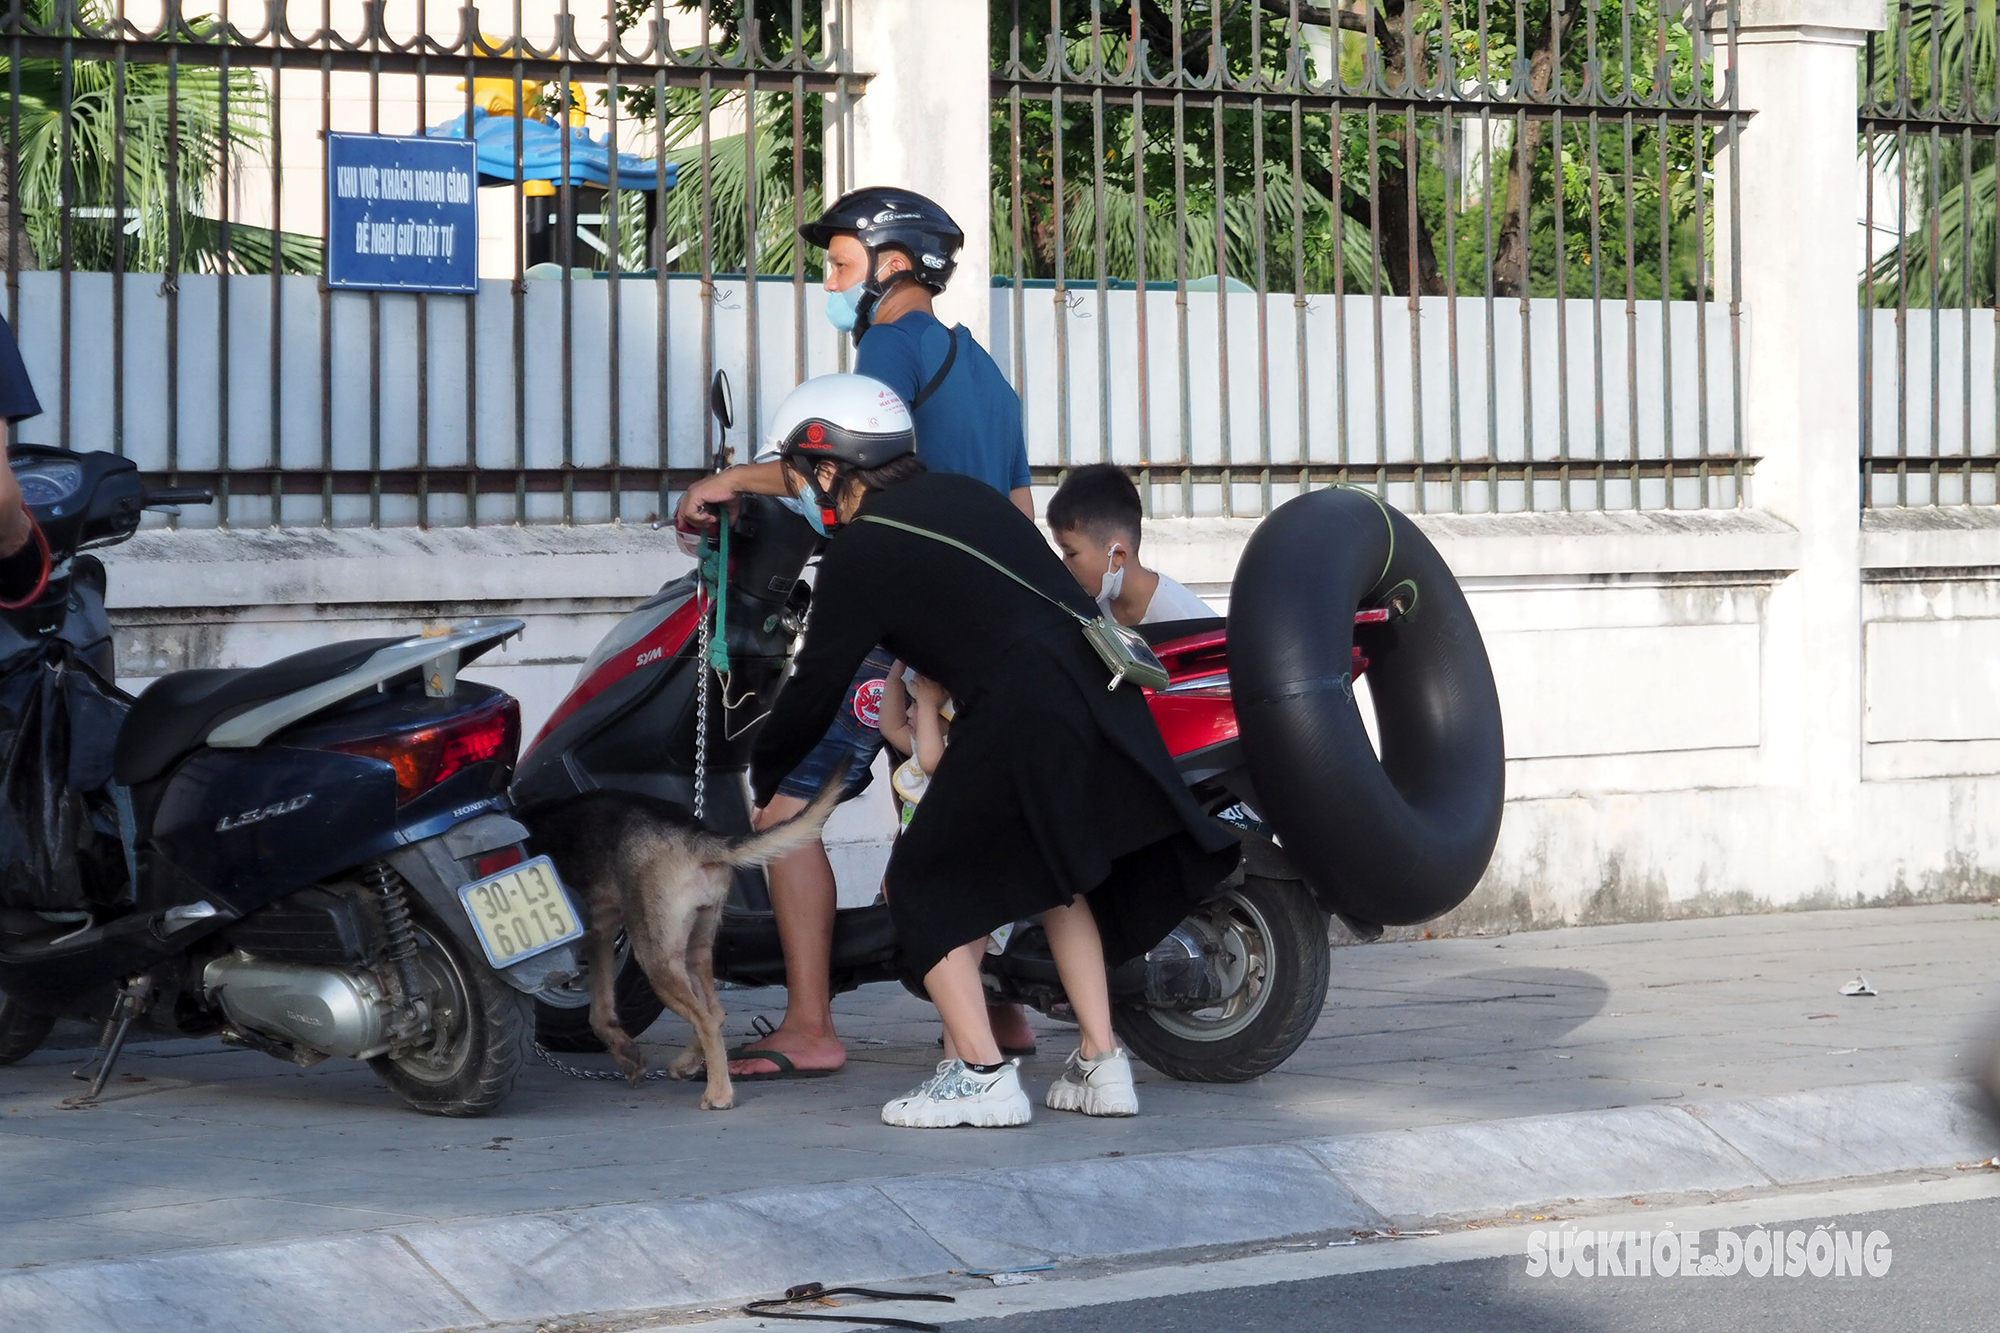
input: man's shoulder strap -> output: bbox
[907,324,965,410]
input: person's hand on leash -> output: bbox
[677,472,742,532]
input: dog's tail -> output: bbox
[716,757,853,870]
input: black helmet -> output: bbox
[800,186,963,291]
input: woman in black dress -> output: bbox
[694,374,1240,1128]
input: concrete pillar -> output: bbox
[1713,0,1885,893]
[824,0,992,338]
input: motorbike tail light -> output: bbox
[329,695,521,804]
[475,846,526,877]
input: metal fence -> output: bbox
[1860,0,2000,508]
[1,1,1756,528]
[1,0,854,528]
[992,0,1749,517]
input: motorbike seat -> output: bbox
[1137,615,1225,648]
[113,638,404,786]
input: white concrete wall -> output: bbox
[98,496,2000,930]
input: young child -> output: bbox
[877,662,951,830]
[1046,464,1216,627]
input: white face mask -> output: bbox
[1095,545,1126,612]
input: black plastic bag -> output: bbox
[0,644,131,911]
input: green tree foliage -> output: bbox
[993,0,1720,301]
[0,0,317,273]
[1862,0,1999,307]
[645,88,823,277]
[610,0,1725,300]
[610,0,826,277]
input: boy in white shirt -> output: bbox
[1047,464,1217,627]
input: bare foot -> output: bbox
[727,1025,847,1077]
[987,1002,1038,1054]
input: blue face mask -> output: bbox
[776,475,830,536]
[825,282,866,333]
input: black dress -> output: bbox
[750,471,1241,980]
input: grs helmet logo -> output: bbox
[872,210,924,224]
[921,254,945,268]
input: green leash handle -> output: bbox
[702,517,731,674]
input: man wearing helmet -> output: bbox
[679,187,1029,520]
[708,373,1236,1126]
[676,189,1036,1082]
[804,187,1031,520]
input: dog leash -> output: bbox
[531,1015,782,1083]
[530,1041,684,1082]
[742,1282,955,1331]
[692,518,728,823]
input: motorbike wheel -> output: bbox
[0,990,55,1065]
[533,938,666,1053]
[1112,876,1329,1083]
[369,904,533,1117]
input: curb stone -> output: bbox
[3,1078,1992,1333]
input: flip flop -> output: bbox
[725,1045,839,1081]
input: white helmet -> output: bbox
[758,373,916,470]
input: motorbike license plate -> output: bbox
[456,857,584,969]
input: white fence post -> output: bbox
[1715,0,1886,890]
[825,0,992,339]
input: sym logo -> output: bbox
[216,794,314,833]
[634,645,665,668]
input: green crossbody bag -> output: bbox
[856,514,1172,692]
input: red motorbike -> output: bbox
[514,381,1504,1082]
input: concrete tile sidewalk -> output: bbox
[0,903,1995,1320]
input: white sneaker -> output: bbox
[881,1059,1032,1128]
[1044,1047,1139,1117]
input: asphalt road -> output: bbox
[936,1196,2000,1333]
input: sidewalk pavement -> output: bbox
[2,903,1997,1332]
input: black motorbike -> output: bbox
[514,377,1336,1082]
[0,445,585,1116]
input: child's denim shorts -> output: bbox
[774,649,895,803]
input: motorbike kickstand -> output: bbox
[64,973,155,1108]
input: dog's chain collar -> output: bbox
[532,1040,685,1082]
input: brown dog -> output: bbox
[524,768,846,1110]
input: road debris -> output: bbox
[1840,977,1878,997]
[950,1265,1057,1283]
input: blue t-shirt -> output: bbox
[855,311,1029,495]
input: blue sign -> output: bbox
[326,132,479,293]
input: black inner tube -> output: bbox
[1228,487,1506,927]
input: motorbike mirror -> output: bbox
[709,371,734,432]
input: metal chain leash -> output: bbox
[694,575,712,824]
[532,1040,685,1082]
[532,1016,777,1084]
